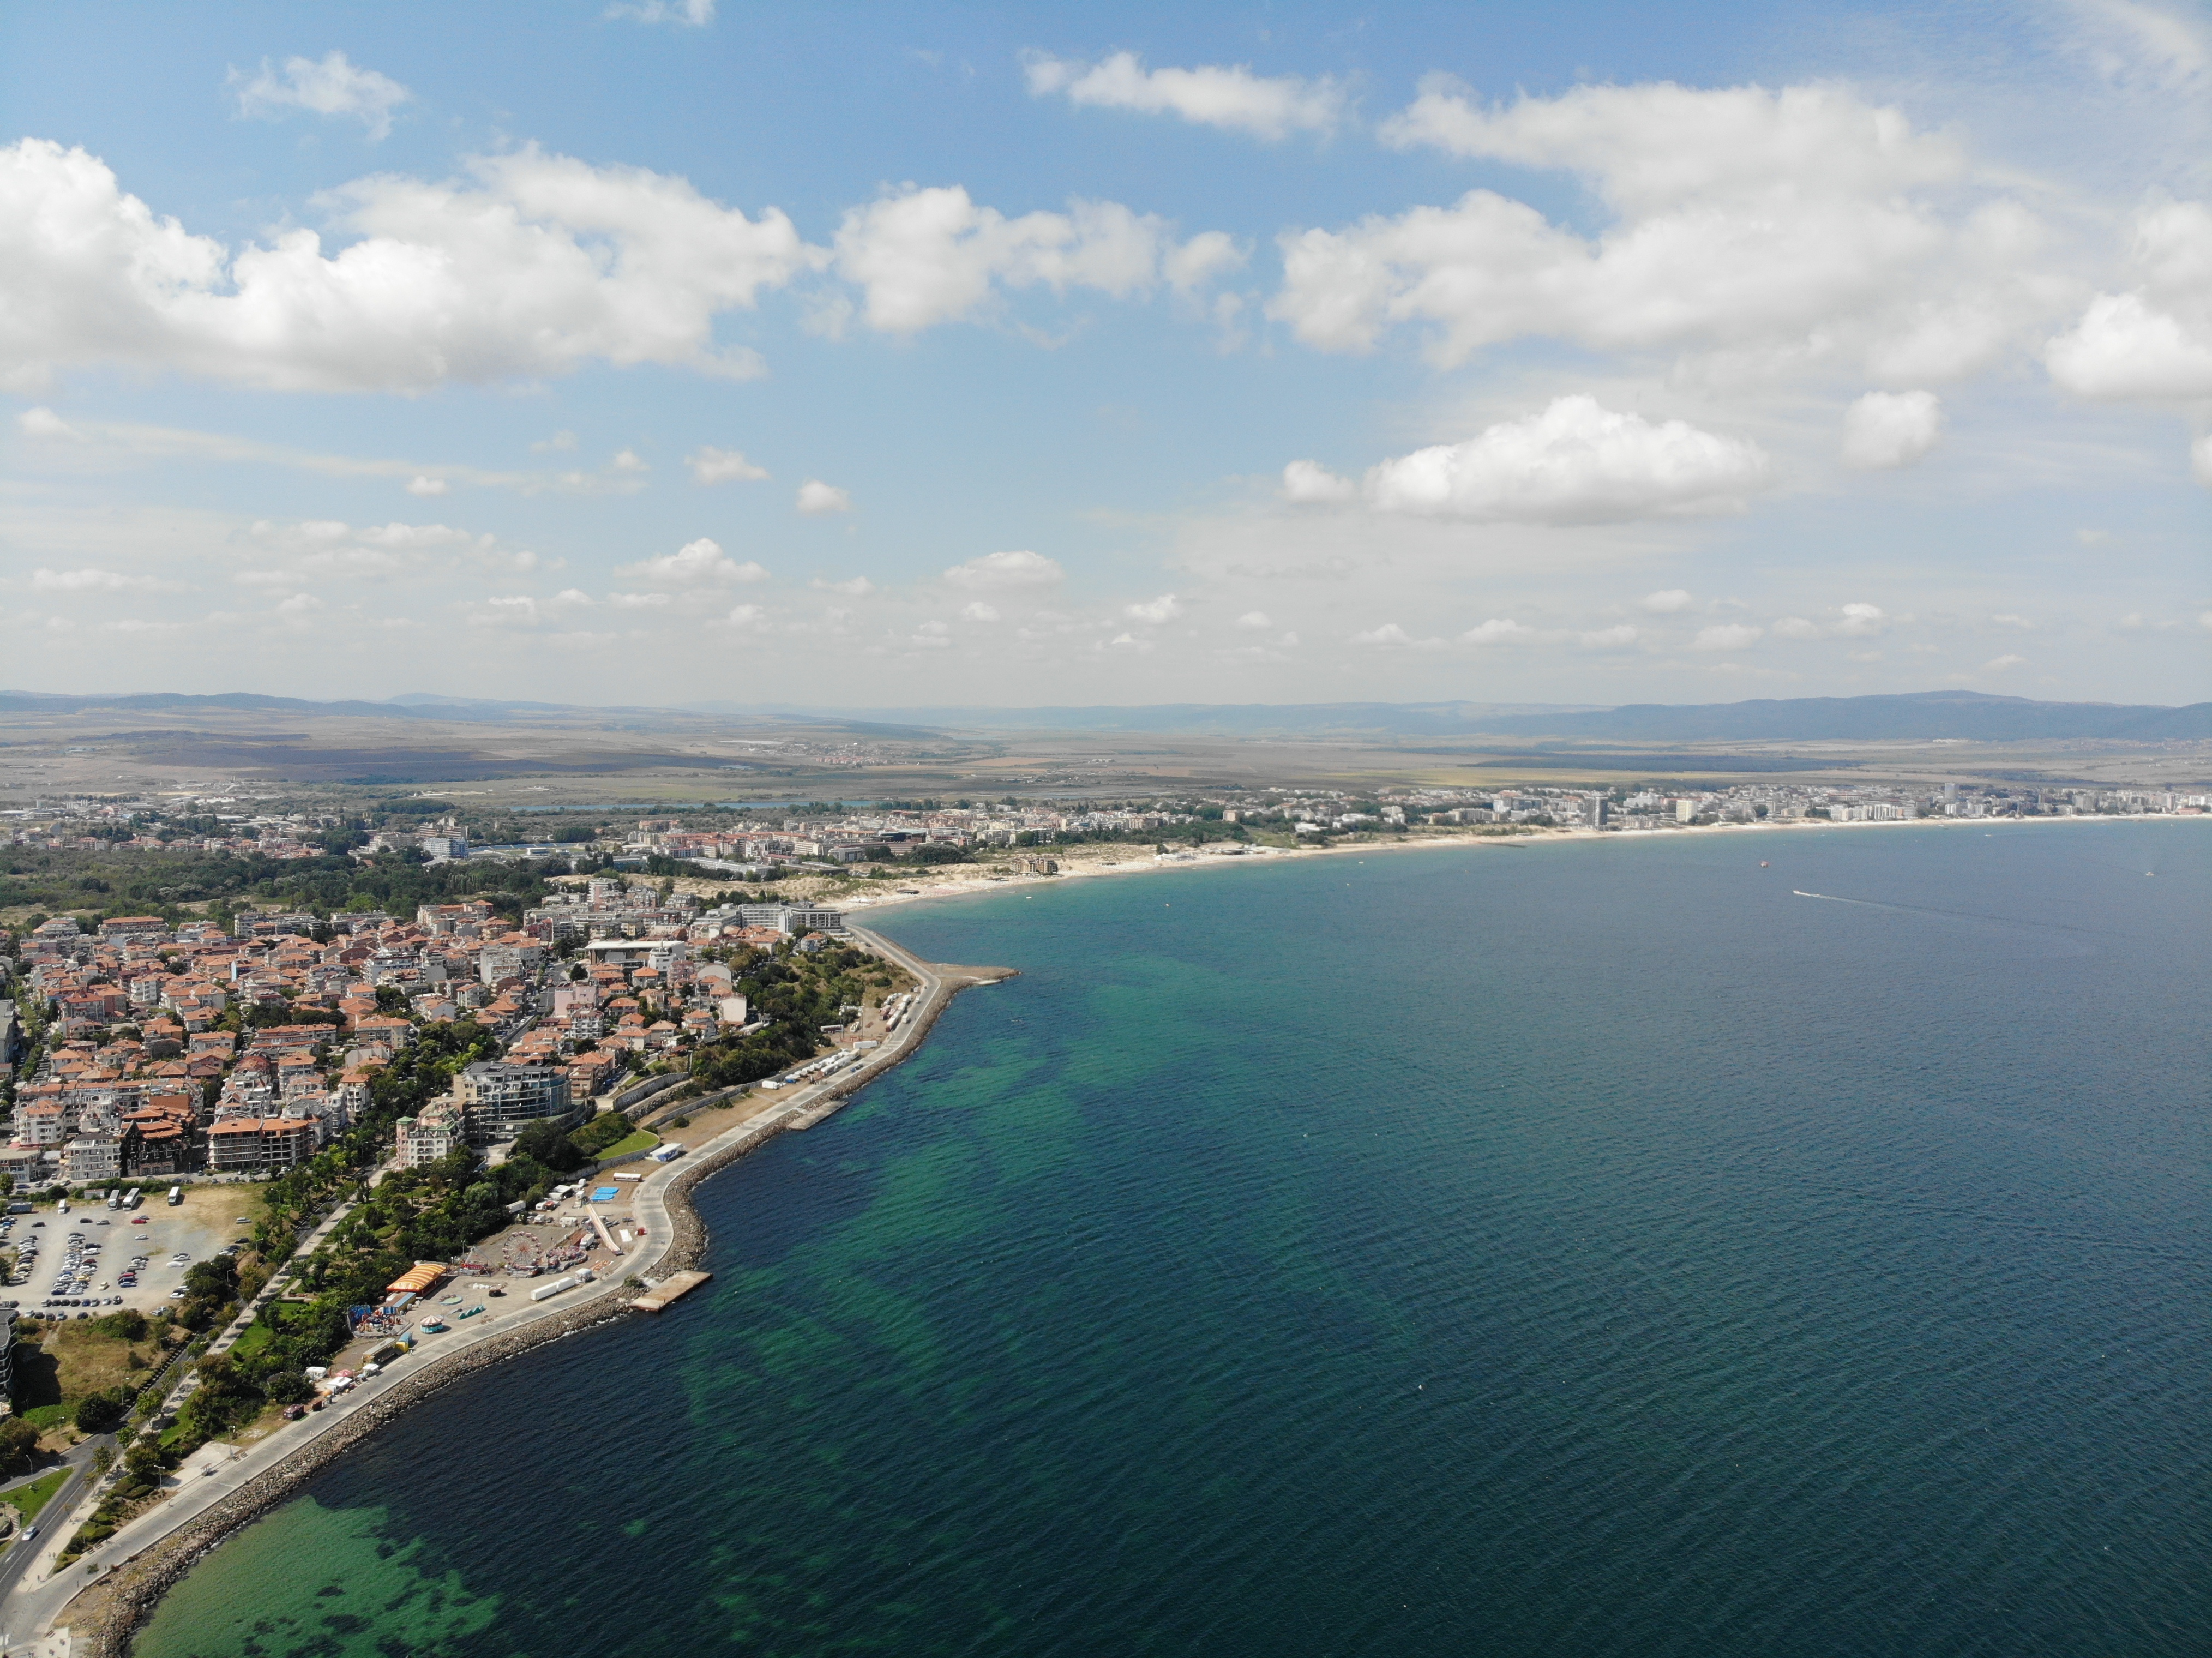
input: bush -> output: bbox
[513,1118,586,1173]
[90,1308,148,1342]
[74,1393,127,1434]
[0,1417,40,1477]
[263,1369,313,1405]
[904,842,971,866]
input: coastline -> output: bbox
[31,809,2200,1655]
[827,808,2207,919]
[23,930,1011,1658]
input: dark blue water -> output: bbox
[138,823,2211,1657]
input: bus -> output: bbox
[167,1185,183,1206]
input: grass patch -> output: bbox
[590,1130,659,1161]
[44,1322,142,1399]
[227,1322,273,1360]
[17,1404,71,1430]
[2,1469,69,1522]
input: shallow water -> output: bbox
[136,822,2211,1657]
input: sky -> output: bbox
[2,0,2208,710]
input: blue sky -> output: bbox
[2,0,2207,708]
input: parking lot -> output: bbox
[2,1187,263,1319]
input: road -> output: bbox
[0,924,965,1649]
[0,1434,109,1614]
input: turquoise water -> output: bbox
[137,824,2210,1657]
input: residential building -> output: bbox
[455,1061,574,1143]
[206,1115,318,1173]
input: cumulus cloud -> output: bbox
[617,537,768,587]
[606,0,715,23]
[17,406,79,438]
[1983,653,2028,671]
[1123,593,1183,624]
[1023,51,1345,140]
[0,139,816,393]
[1280,80,2039,380]
[1353,622,1441,647]
[1361,396,1769,522]
[959,602,1000,622]
[795,479,851,514]
[1772,616,1821,639]
[1693,622,1764,650]
[830,184,1225,333]
[812,575,874,596]
[1639,589,1693,612]
[688,446,768,484]
[405,474,449,496]
[1281,459,1356,503]
[230,51,411,141]
[1461,618,1538,645]
[942,549,1063,590]
[1580,624,1639,648]
[1235,610,1273,630]
[2046,201,2212,399]
[1835,602,1888,636]
[1841,389,1943,468]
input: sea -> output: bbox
[135,821,2210,1658]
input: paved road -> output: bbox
[0,926,959,1648]
[0,1436,109,1613]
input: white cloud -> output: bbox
[1281,459,1356,503]
[1992,612,2035,628]
[812,575,874,596]
[1639,588,1692,612]
[1835,602,1887,636]
[1772,616,1820,638]
[1235,610,1273,630]
[606,0,716,23]
[1282,80,2037,381]
[1841,389,1943,468]
[611,448,649,473]
[688,446,769,484]
[30,566,178,593]
[2194,431,2212,485]
[607,591,671,609]
[533,430,578,453]
[2046,201,2212,399]
[1353,622,1442,647]
[1693,622,1764,650]
[1982,653,2028,671]
[405,474,449,496]
[617,537,768,587]
[230,51,411,141]
[1461,618,1537,645]
[942,549,1063,590]
[1579,624,1639,648]
[18,406,79,438]
[0,139,816,392]
[276,592,323,614]
[1023,51,1345,140]
[795,479,851,514]
[1163,231,1246,291]
[1124,593,1182,624]
[1362,397,1769,522]
[959,602,1000,622]
[830,184,1219,333]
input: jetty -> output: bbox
[630,1270,711,1313]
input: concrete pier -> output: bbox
[629,1270,711,1313]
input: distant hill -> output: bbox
[1470,690,2212,742]
[5,688,2203,743]
[707,701,1605,737]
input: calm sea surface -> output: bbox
[137,823,2210,1658]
